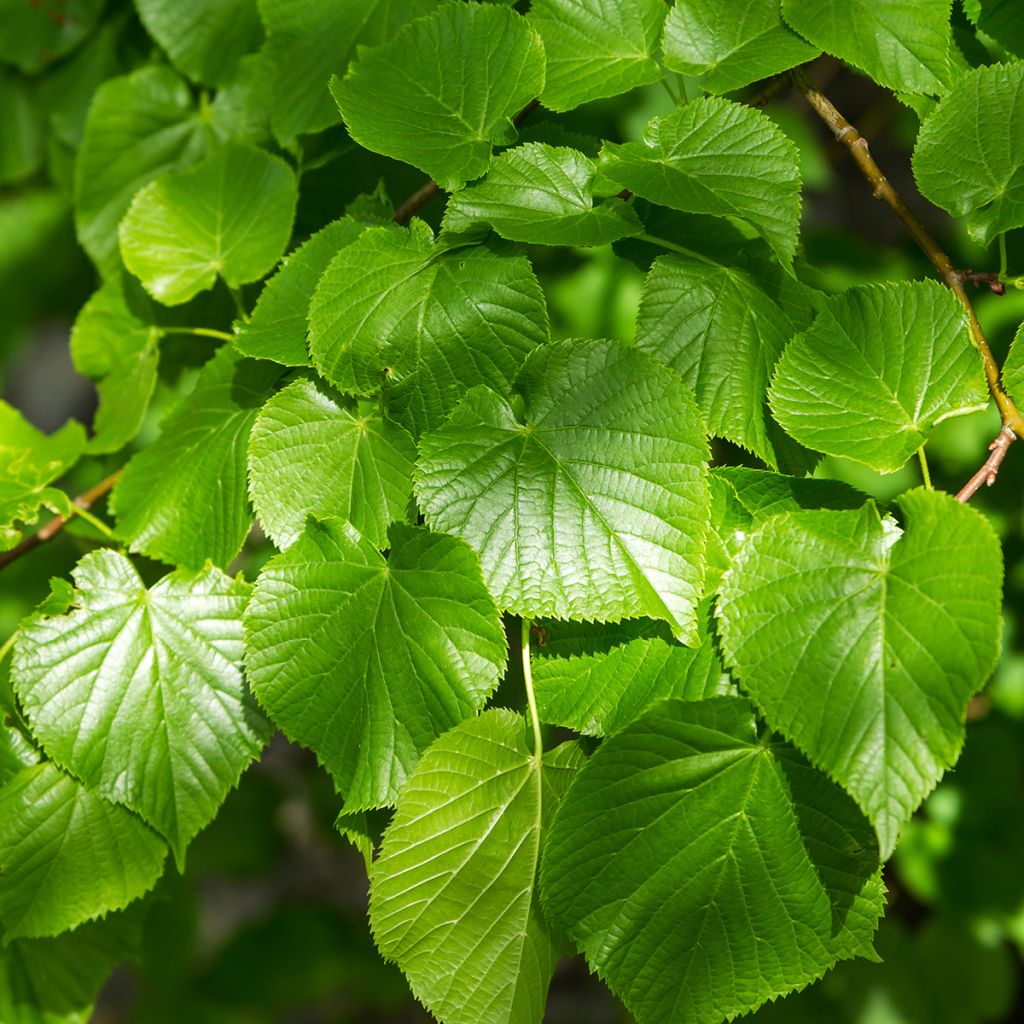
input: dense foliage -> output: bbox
[3,1,1024,1022]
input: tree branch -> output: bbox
[792,69,1024,444]
[956,426,1015,503]
[0,470,122,573]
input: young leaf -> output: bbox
[308,221,548,434]
[258,0,439,144]
[528,0,667,112]
[119,142,297,306]
[370,711,583,1024]
[135,0,263,85]
[332,3,545,191]
[244,521,507,809]
[912,62,1024,245]
[0,763,166,941]
[534,633,729,737]
[415,338,710,644]
[234,217,364,365]
[635,254,799,468]
[540,697,884,1024]
[0,909,144,1023]
[111,348,281,569]
[70,274,161,453]
[769,282,987,472]
[74,66,208,275]
[11,550,269,866]
[599,98,802,265]
[717,489,1003,856]
[248,376,416,550]
[443,143,642,247]
[0,403,85,551]
[781,0,954,97]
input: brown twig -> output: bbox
[0,470,122,573]
[956,427,1016,502]
[391,99,542,226]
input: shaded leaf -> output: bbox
[0,0,104,74]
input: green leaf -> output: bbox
[0,726,36,788]
[912,62,1024,245]
[0,909,145,1024]
[415,338,710,643]
[332,2,545,190]
[111,348,281,569]
[0,404,85,552]
[599,98,802,265]
[119,142,297,306]
[74,66,208,276]
[258,0,440,144]
[636,254,800,468]
[0,763,166,941]
[663,0,819,94]
[248,376,416,550]
[70,274,161,453]
[370,710,583,1024]
[769,282,987,472]
[443,143,642,247]
[717,489,1003,856]
[540,697,883,1024]
[1003,320,1024,408]
[135,0,263,85]
[11,550,268,866]
[534,634,729,737]
[780,0,954,97]
[234,217,364,366]
[244,521,507,808]
[963,0,1024,57]
[0,0,104,74]
[0,72,43,185]
[528,0,667,112]
[308,221,548,435]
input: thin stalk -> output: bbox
[164,326,236,342]
[521,618,543,762]
[917,448,933,490]
[0,630,16,666]
[71,504,116,539]
[230,286,250,324]
[999,233,1008,280]
[637,232,717,267]
[659,74,680,105]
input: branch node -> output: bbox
[957,426,1015,503]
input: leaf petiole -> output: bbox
[521,617,544,762]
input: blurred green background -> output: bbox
[2,2,1024,1021]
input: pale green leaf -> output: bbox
[111,348,281,569]
[912,62,1024,245]
[443,143,642,247]
[0,763,166,940]
[248,376,416,550]
[0,404,85,552]
[663,0,819,94]
[332,3,545,190]
[234,217,364,365]
[534,633,729,737]
[74,66,208,276]
[11,550,268,866]
[370,710,583,1024]
[717,489,1003,856]
[636,254,799,468]
[119,142,297,306]
[308,221,548,435]
[781,0,954,97]
[135,0,263,85]
[540,697,883,1024]
[70,274,160,453]
[0,0,104,74]
[769,282,987,472]
[244,521,507,808]
[258,0,440,144]
[599,98,802,265]
[415,338,710,644]
[528,0,667,112]
[0,909,145,1024]
[1003,320,1024,408]
[0,726,36,788]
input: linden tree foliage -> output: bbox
[2,0,1023,1022]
